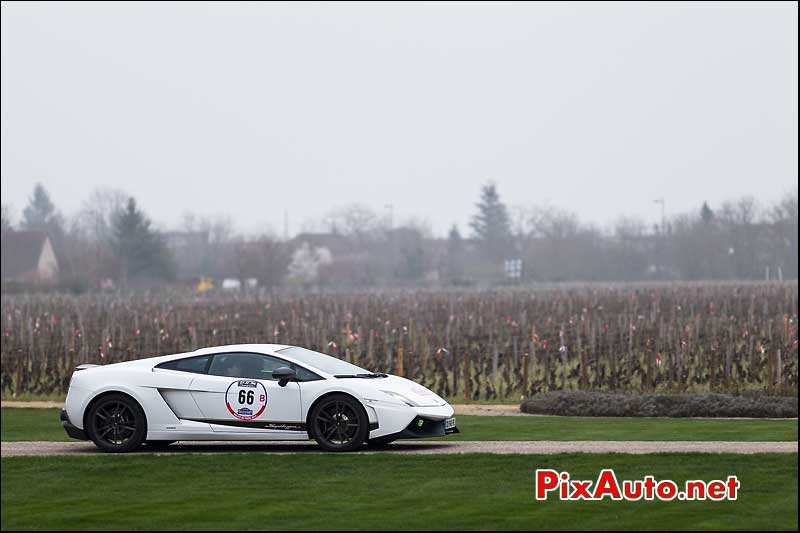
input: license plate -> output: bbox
[444,417,456,430]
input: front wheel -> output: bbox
[310,394,369,452]
[86,393,147,453]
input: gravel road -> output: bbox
[2,440,796,457]
[1,401,65,409]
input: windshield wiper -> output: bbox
[334,373,388,379]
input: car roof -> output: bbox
[192,344,292,356]
[143,344,292,365]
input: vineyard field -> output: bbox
[1,283,797,400]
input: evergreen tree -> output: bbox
[700,201,714,224]
[110,198,174,284]
[21,183,63,234]
[445,224,464,280]
[469,182,512,254]
[447,224,463,250]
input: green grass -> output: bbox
[451,415,799,442]
[2,409,68,441]
[2,453,796,530]
[2,408,796,443]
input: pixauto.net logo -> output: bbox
[535,469,740,502]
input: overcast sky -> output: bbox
[1,1,797,237]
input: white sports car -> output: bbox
[61,344,458,452]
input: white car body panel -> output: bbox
[62,344,456,445]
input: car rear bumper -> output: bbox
[60,409,88,441]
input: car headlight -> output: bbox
[378,390,419,407]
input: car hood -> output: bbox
[360,375,447,407]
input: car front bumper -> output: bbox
[395,416,460,439]
[60,409,88,441]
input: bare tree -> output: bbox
[77,187,129,242]
[767,190,799,279]
[251,236,291,290]
[610,216,649,280]
[322,203,383,243]
[719,197,762,279]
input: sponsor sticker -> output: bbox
[225,380,268,420]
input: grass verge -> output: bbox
[2,453,797,530]
[2,408,797,442]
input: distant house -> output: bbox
[1,230,60,284]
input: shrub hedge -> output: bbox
[520,391,798,418]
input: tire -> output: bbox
[366,437,397,448]
[144,440,176,448]
[86,393,147,453]
[309,394,369,452]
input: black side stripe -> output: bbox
[184,419,307,431]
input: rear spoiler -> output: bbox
[74,364,101,371]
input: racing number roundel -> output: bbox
[225,380,267,420]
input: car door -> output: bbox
[151,354,213,420]
[188,352,304,435]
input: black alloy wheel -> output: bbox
[86,393,147,453]
[310,394,369,452]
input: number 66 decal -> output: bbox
[226,380,268,420]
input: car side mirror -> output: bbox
[273,367,297,387]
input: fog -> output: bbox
[2,1,796,237]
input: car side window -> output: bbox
[293,365,322,382]
[207,352,323,381]
[155,355,211,374]
[207,352,288,381]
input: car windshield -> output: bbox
[277,346,370,376]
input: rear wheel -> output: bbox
[86,394,147,453]
[310,394,368,452]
